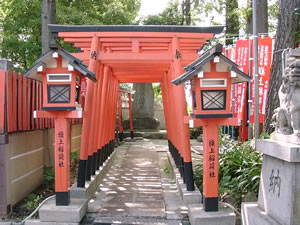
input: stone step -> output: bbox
[93,216,188,225]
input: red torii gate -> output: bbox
[49,25,223,192]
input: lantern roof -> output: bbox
[24,47,96,82]
[172,43,251,85]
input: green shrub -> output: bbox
[25,193,42,210]
[189,127,202,139]
[260,132,270,139]
[42,166,55,189]
[194,136,262,210]
[70,151,79,164]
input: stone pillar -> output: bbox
[242,138,300,225]
[132,83,159,130]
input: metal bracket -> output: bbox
[90,51,97,60]
[175,49,181,59]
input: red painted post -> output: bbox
[18,74,24,130]
[6,71,13,132]
[102,73,112,160]
[31,80,36,130]
[171,37,195,191]
[88,63,100,176]
[106,71,115,153]
[27,79,31,130]
[118,91,124,141]
[239,97,248,142]
[108,77,118,155]
[12,72,17,131]
[97,66,109,166]
[77,35,99,187]
[22,74,27,130]
[54,112,71,205]
[35,110,82,205]
[93,65,104,170]
[161,77,174,146]
[202,121,219,211]
[112,80,119,144]
[128,93,134,139]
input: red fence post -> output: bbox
[6,71,13,132]
[0,69,6,133]
[12,72,17,131]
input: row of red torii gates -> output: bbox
[44,25,223,204]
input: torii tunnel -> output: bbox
[48,25,223,192]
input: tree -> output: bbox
[246,0,268,34]
[42,0,56,54]
[0,0,141,71]
[225,0,239,45]
[143,0,184,25]
[1,0,42,71]
[264,0,300,133]
[142,0,200,26]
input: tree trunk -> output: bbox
[225,0,239,45]
[181,0,191,25]
[264,0,300,133]
[42,0,56,54]
[246,0,268,34]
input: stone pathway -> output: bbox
[84,140,190,225]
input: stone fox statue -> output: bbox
[273,53,300,136]
[273,75,293,135]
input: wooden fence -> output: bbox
[0,69,82,134]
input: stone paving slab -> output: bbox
[88,140,189,224]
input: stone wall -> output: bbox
[0,124,82,218]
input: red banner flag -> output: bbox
[234,40,250,120]
[250,37,273,123]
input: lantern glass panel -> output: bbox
[201,90,226,110]
[47,73,71,82]
[48,84,71,103]
[200,78,227,87]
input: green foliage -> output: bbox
[153,84,162,102]
[259,132,270,139]
[142,0,202,26]
[143,0,184,25]
[70,151,79,164]
[268,1,280,32]
[194,136,262,210]
[189,127,202,139]
[295,7,300,45]
[42,166,55,189]
[120,83,132,90]
[164,165,171,174]
[1,0,42,72]
[25,193,42,210]
[0,0,141,72]
[225,0,239,45]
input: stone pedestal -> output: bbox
[188,203,236,225]
[242,139,300,225]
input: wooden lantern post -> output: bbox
[24,48,96,206]
[173,44,250,211]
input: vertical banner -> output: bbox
[250,37,273,123]
[234,40,250,120]
[224,47,235,112]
